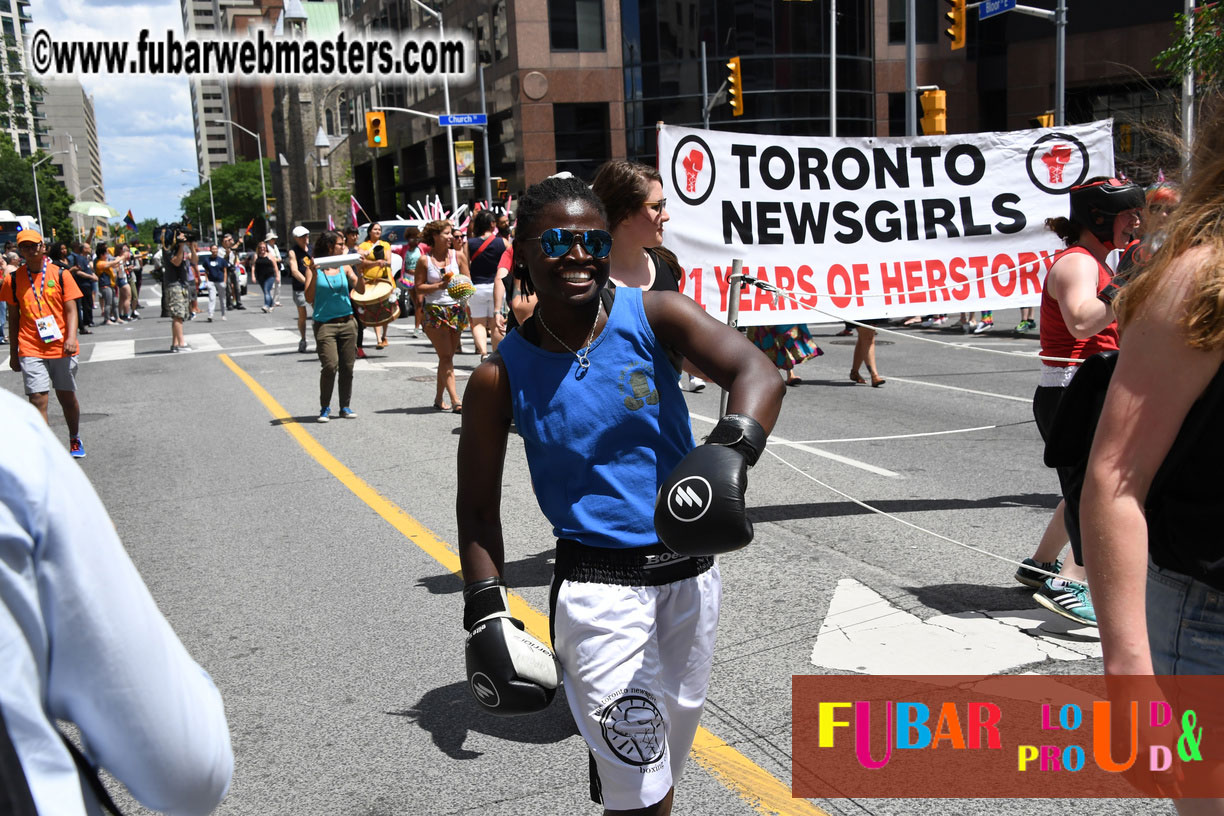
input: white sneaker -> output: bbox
[680,374,706,393]
[919,318,935,328]
[973,320,994,334]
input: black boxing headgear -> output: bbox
[1068,179,1144,245]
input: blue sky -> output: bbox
[31,0,198,223]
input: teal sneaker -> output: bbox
[1015,557,1062,589]
[318,407,331,423]
[1034,578,1097,627]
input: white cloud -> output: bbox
[31,0,197,222]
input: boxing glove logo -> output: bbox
[470,671,501,709]
[665,476,713,522]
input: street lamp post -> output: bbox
[180,169,217,243]
[209,118,268,228]
[32,149,69,236]
[409,0,458,215]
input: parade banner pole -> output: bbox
[718,258,744,419]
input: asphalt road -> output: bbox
[2,286,1174,816]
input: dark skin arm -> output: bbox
[644,289,785,433]
[456,355,513,583]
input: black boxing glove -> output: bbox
[654,413,768,557]
[463,577,560,716]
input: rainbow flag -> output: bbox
[123,210,137,231]
[245,217,255,233]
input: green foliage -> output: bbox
[1155,5,1224,97]
[0,133,73,241]
[180,159,270,239]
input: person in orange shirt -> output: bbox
[2,229,86,458]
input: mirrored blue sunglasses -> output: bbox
[538,228,612,259]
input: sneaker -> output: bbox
[1014,557,1062,589]
[932,316,947,326]
[298,339,308,353]
[356,348,367,359]
[973,319,994,334]
[318,407,331,423]
[207,317,213,322]
[340,407,357,419]
[1033,578,1097,627]
[1014,319,1037,333]
[682,375,707,393]
[69,437,85,459]
[920,317,936,328]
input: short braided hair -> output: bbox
[511,175,608,296]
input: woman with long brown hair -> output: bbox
[1083,108,1224,747]
[414,219,471,412]
[592,160,709,392]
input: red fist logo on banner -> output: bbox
[1041,143,1073,184]
[682,149,704,193]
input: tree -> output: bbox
[180,159,270,238]
[1155,4,1224,97]
[0,133,73,240]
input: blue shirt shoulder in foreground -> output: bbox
[0,390,233,815]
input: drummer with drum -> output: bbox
[355,223,400,350]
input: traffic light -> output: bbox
[727,56,744,117]
[1030,111,1054,128]
[495,178,508,198]
[920,90,947,135]
[944,0,966,50]
[365,110,386,149]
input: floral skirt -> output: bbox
[423,302,469,331]
[745,324,823,371]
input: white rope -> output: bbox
[739,273,1086,365]
[793,419,1033,444]
[762,447,1085,588]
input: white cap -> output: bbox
[291,226,309,238]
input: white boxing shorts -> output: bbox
[550,541,721,810]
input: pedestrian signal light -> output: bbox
[920,90,947,136]
[727,56,744,117]
[944,0,966,50]
[496,178,508,198]
[365,111,386,149]
[1031,111,1054,128]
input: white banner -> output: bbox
[658,121,1115,326]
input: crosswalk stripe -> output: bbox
[184,333,222,352]
[247,327,299,346]
[88,340,135,362]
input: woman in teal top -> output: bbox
[304,230,364,422]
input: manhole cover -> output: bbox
[409,375,436,382]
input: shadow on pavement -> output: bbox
[416,549,555,595]
[750,492,1060,523]
[387,681,578,759]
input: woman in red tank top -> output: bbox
[1016,178,1144,628]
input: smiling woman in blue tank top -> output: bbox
[454,175,785,816]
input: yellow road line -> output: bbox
[220,353,828,816]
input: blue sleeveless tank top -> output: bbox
[497,287,694,550]
[313,266,353,323]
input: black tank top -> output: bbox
[1147,362,1224,589]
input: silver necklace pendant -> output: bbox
[538,301,601,377]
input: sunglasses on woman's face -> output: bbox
[643,199,667,214]
[537,228,612,259]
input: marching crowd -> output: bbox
[4,102,1224,816]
